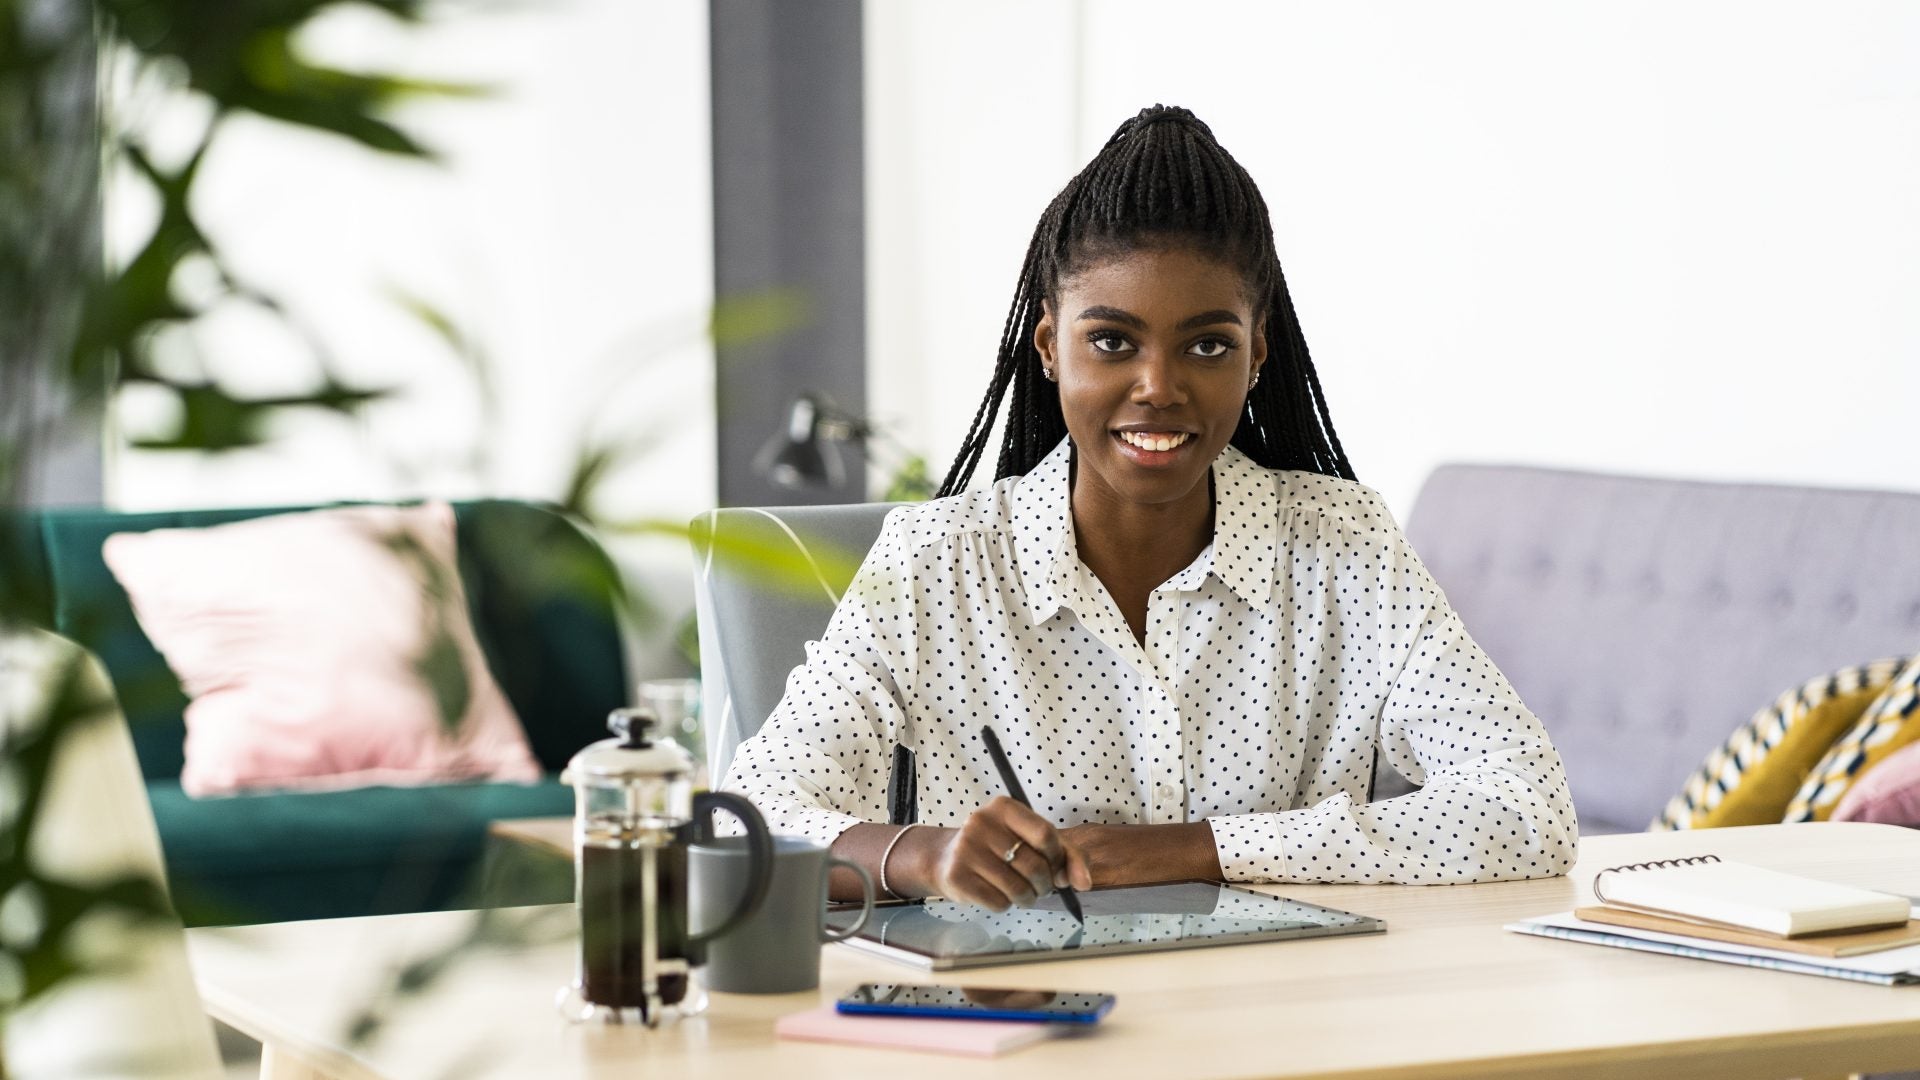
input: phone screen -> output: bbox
[835,983,1115,1023]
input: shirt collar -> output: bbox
[1010,438,1077,625]
[1009,438,1279,623]
[1206,443,1281,609]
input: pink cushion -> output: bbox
[103,503,542,797]
[1832,739,1920,826]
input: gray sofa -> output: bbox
[695,466,1920,836]
[1401,465,1920,833]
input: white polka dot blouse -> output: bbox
[723,438,1579,884]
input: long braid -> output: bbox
[939,104,1356,497]
[936,225,1048,497]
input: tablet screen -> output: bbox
[824,881,1384,969]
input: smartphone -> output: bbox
[835,982,1115,1023]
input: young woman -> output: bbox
[724,105,1577,910]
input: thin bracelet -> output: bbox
[878,823,923,900]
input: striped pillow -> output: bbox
[1651,656,1910,830]
[1783,654,1920,823]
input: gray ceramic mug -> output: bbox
[689,834,875,993]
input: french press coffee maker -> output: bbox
[557,707,773,1026]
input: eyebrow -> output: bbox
[1074,305,1244,331]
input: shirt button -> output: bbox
[1156,783,1180,802]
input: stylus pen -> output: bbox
[979,724,1086,925]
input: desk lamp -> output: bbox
[755,393,871,490]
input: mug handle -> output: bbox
[821,856,875,942]
[686,791,774,948]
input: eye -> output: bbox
[1086,331,1133,354]
[1188,336,1237,359]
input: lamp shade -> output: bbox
[764,435,838,488]
[754,395,846,489]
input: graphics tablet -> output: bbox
[824,880,1384,970]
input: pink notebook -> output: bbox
[775,1005,1061,1058]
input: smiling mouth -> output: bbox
[1115,430,1193,453]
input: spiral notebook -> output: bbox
[1588,855,1910,938]
[1507,854,1920,985]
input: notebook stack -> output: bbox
[1580,855,1918,954]
[1508,855,1920,984]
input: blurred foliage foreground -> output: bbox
[2,3,493,1061]
[0,0,921,1060]
[0,0,896,1072]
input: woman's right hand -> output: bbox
[925,796,1092,911]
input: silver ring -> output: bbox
[1002,840,1024,864]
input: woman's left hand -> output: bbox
[1060,821,1224,888]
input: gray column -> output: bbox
[710,0,866,507]
[2,0,104,509]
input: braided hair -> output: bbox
[936,105,1355,497]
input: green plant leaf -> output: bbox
[94,1,487,159]
[415,628,469,736]
[556,432,667,520]
[1,647,100,864]
[708,289,811,347]
[122,385,260,451]
[0,645,173,1012]
[226,27,488,158]
[557,444,619,520]
[613,517,869,601]
[71,140,210,372]
[371,528,472,735]
[882,454,935,502]
[674,610,700,668]
[127,380,390,451]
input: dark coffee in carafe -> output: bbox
[579,842,688,1007]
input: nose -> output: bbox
[1130,349,1187,409]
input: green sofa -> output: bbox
[2,500,624,926]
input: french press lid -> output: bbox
[562,707,694,785]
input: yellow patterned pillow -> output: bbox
[1783,654,1920,823]
[1651,656,1910,830]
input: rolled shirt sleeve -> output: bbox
[1207,511,1579,884]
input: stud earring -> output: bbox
[1043,367,1057,382]
[1250,371,1261,389]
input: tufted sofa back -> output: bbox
[1404,465,1920,833]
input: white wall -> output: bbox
[105,0,714,678]
[863,0,1086,491]
[867,1,1920,518]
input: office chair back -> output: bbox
[690,503,902,786]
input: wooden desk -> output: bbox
[485,815,570,859]
[188,823,1920,1080]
